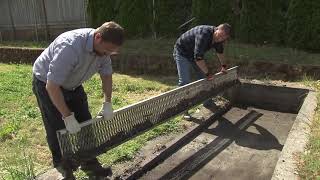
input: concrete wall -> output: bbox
[233,81,310,113]
[272,91,317,180]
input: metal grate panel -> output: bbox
[56,67,239,158]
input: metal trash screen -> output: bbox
[56,67,239,158]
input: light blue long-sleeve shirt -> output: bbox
[33,28,112,90]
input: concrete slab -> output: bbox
[138,107,297,180]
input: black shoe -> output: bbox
[87,172,112,180]
[56,165,76,180]
[88,176,111,180]
[81,159,113,178]
[55,158,80,180]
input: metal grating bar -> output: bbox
[56,67,240,158]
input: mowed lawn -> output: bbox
[0,63,184,179]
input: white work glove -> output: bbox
[99,102,114,120]
[63,112,81,134]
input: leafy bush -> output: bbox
[286,0,320,51]
[115,0,152,37]
[87,0,119,28]
[239,0,284,44]
[154,0,192,37]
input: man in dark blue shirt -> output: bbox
[173,23,231,118]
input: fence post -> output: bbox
[152,0,157,39]
[41,0,50,40]
[7,0,16,40]
[31,0,39,41]
[84,0,89,27]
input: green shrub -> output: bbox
[239,0,284,44]
[87,0,119,28]
[154,0,192,37]
[192,0,212,25]
[115,0,152,37]
[191,0,237,37]
[286,0,320,51]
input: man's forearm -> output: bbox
[101,74,112,102]
[195,59,209,74]
[216,53,226,65]
[46,80,71,118]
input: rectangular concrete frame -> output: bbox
[228,80,317,180]
[126,81,317,180]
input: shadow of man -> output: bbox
[206,117,283,151]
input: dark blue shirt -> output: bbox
[174,25,224,61]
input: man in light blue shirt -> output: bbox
[32,21,124,179]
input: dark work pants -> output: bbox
[32,75,98,168]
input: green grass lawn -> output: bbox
[0,39,319,179]
[298,79,320,179]
[0,63,183,179]
[1,39,320,65]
